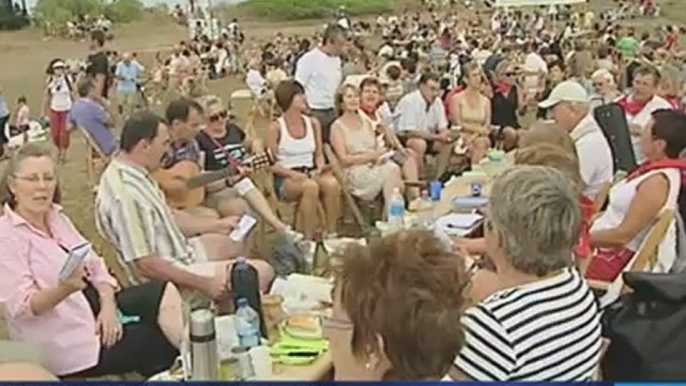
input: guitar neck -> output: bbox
[186,167,237,189]
[185,153,272,189]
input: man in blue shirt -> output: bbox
[115,52,143,121]
[68,78,118,156]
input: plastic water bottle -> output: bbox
[418,190,434,228]
[235,298,261,348]
[229,257,267,338]
[388,187,406,232]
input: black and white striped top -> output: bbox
[455,268,602,381]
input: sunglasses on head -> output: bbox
[208,110,228,122]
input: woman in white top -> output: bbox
[266,80,341,239]
[330,84,403,210]
[588,109,686,281]
[42,59,73,163]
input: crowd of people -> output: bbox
[2,0,686,381]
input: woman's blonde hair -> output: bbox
[515,143,585,195]
[334,83,359,116]
[518,124,578,156]
[197,94,223,113]
[0,143,59,208]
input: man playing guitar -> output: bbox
[158,98,295,238]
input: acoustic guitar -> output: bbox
[153,152,273,209]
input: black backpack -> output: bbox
[601,272,686,380]
[593,102,637,172]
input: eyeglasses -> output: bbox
[321,315,353,332]
[13,174,57,184]
[208,110,228,122]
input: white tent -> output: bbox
[495,0,586,6]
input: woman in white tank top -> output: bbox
[588,110,686,282]
[266,80,341,239]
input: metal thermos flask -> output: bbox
[190,308,219,380]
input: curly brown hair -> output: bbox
[335,230,467,380]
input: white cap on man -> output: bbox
[538,80,590,109]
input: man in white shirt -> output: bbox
[523,41,548,95]
[539,81,614,199]
[295,24,345,143]
[524,41,548,75]
[618,65,674,163]
[395,72,455,179]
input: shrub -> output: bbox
[231,0,394,21]
[34,0,145,25]
[104,0,145,23]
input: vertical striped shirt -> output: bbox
[95,158,199,285]
[455,268,601,381]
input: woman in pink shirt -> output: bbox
[0,144,184,377]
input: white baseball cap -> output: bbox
[538,80,589,109]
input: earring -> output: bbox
[365,362,372,370]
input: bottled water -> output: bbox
[418,190,434,228]
[235,298,261,348]
[387,187,406,232]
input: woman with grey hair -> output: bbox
[590,69,619,109]
[451,166,602,381]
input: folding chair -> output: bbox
[589,210,675,293]
[324,144,374,233]
[78,127,111,192]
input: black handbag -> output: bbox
[601,272,686,380]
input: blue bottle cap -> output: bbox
[235,256,247,264]
[237,298,248,307]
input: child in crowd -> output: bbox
[14,96,30,133]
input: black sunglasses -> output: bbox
[208,110,228,122]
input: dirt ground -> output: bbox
[0,16,325,340]
[0,16,335,275]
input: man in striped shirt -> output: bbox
[96,112,274,301]
[451,166,602,381]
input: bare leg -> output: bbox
[501,127,519,151]
[242,188,288,232]
[157,283,185,349]
[470,136,491,164]
[283,178,319,239]
[216,197,249,218]
[197,233,246,261]
[183,206,220,220]
[316,173,341,234]
[406,138,428,174]
[401,150,420,200]
[434,142,453,179]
